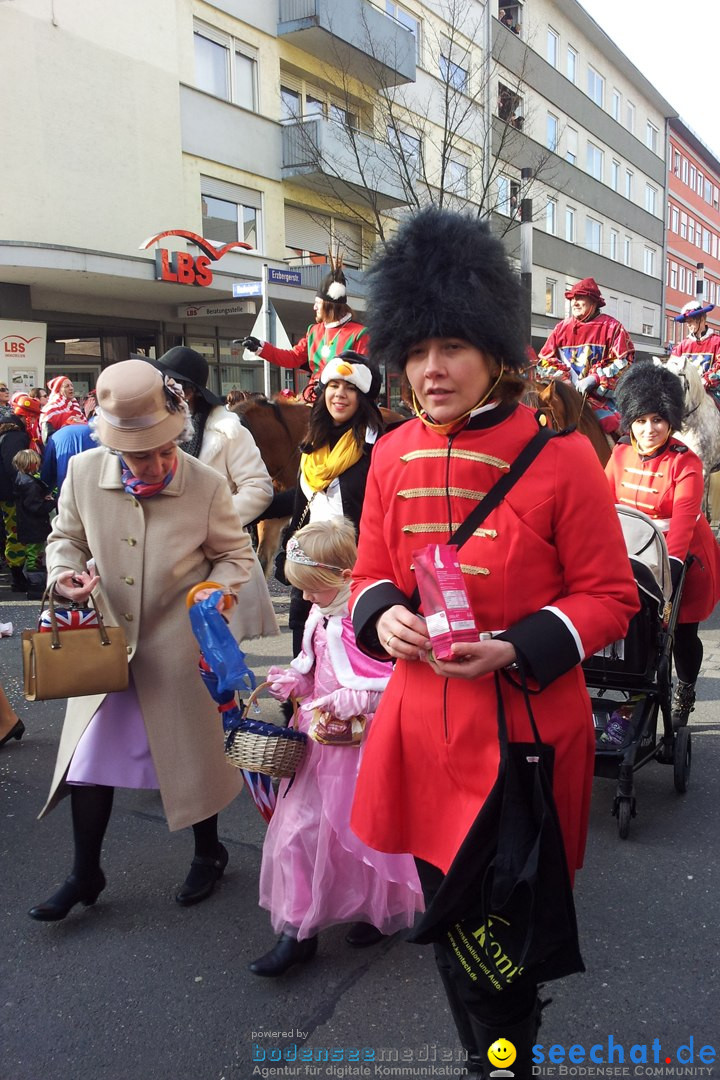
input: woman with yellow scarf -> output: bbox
[284,351,384,655]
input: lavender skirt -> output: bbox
[67,673,159,789]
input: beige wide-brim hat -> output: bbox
[94,359,189,452]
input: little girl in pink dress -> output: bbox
[250,518,422,977]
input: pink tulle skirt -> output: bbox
[258,712,423,940]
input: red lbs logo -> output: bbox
[2,334,41,355]
[141,229,252,288]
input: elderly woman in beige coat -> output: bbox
[29,360,255,923]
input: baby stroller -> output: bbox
[582,506,690,839]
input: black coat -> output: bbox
[0,419,29,502]
[13,472,54,544]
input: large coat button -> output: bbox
[124,613,134,622]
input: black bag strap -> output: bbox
[410,426,556,610]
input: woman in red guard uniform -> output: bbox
[241,253,368,399]
[348,209,638,1078]
[608,362,720,726]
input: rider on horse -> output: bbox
[671,299,720,410]
[241,252,369,400]
[536,277,634,434]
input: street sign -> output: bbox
[267,267,302,287]
[232,281,263,298]
[176,300,255,319]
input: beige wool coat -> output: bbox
[40,447,255,830]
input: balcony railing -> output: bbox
[278,0,416,88]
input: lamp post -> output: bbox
[520,166,533,344]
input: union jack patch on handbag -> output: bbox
[38,607,100,632]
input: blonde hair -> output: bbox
[13,449,41,474]
[285,517,357,592]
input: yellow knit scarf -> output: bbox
[301,428,363,492]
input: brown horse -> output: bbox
[524,378,611,466]
[237,396,407,575]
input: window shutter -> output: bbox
[284,205,331,254]
[201,176,262,210]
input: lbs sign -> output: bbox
[140,229,252,287]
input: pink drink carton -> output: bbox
[413,544,480,660]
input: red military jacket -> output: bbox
[671,330,720,394]
[258,316,369,383]
[537,313,634,396]
[350,402,638,879]
[606,437,720,623]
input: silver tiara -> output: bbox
[285,536,345,573]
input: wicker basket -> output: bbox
[224,682,307,778]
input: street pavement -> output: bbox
[1,576,719,1080]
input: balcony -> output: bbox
[278,0,416,88]
[282,118,408,209]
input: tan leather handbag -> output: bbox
[22,592,129,702]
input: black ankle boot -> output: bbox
[29,870,106,922]
[0,719,24,748]
[671,681,696,728]
[175,843,228,906]
[467,996,547,1079]
[345,921,386,948]
[249,933,318,977]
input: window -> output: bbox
[625,169,633,200]
[201,178,263,251]
[697,170,704,196]
[585,216,602,254]
[679,266,686,292]
[642,307,655,335]
[611,89,621,121]
[682,158,689,183]
[194,23,258,109]
[609,228,618,260]
[688,217,695,246]
[387,124,422,171]
[673,151,681,176]
[671,206,679,233]
[626,101,635,134]
[547,27,559,67]
[385,2,422,60]
[440,50,469,91]
[566,206,576,243]
[587,142,603,181]
[546,279,557,315]
[623,300,632,328]
[705,178,714,204]
[546,112,559,152]
[645,184,657,215]
[587,65,604,107]
[689,164,696,189]
[566,126,578,165]
[546,198,557,235]
[611,160,620,191]
[284,205,363,267]
[496,175,520,217]
[703,227,712,254]
[607,296,619,318]
[446,153,469,196]
[688,271,695,296]
[624,236,632,266]
[498,84,524,128]
[646,121,659,153]
[680,211,687,239]
[644,247,655,276]
[566,46,577,82]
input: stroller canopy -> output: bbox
[615,505,672,614]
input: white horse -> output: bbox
[655,354,720,518]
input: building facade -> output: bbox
[665,118,720,347]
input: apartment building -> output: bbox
[492,0,675,358]
[0,0,678,400]
[665,118,720,347]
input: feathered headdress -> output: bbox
[318,247,348,305]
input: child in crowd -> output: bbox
[250,517,422,977]
[12,449,55,599]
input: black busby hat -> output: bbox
[365,208,527,372]
[152,347,223,407]
[318,249,348,305]
[615,361,685,433]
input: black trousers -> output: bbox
[674,621,703,685]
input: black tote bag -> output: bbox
[409,672,584,994]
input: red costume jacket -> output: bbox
[350,403,638,880]
[605,437,720,623]
[671,330,720,395]
[537,313,634,397]
[258,316,369,384]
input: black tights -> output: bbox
[69,784,219,878]
[674,622,703,685]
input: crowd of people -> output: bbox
[2,210,720,1078]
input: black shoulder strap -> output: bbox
[448,427,556,552]
[408,426,556,611]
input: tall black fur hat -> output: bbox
[615,361,685,432]
[365,208,527,372]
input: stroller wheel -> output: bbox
[613,796,635,840]
[673,726,692,794]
